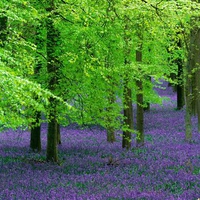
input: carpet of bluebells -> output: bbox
[0,82,200,200]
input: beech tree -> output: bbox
[1,0,200,162]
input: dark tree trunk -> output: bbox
[30,112,41,152]
[57,122,61,145]
[136,79,144,146]
[122,15,134,150]
[30,21,44,151]
[144,76,151,112]
[176,58,184,110]
[47,104,58,162]
[175,31,184,110]
[46,2,60,162]
[135,49,144,147]
[0,15,7,47]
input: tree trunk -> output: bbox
[188,6,200,133]
[105,59,116,143]
[46,2,59,162]
[136,49,144,147]
[176,58,185,110]
[57,122,61,145]
[30,111,41,152]
[122,83,133,149]
[175,33,185,110]
[47,104,58,162]
[194,22,200,132]
[190,4,200,116]
[0,15,7,47]
[30,21,44,151]
[122,15,133,150]
[185,74,192,142]
[184,56,192,141]
[144,76,151,112]
[106,91,116,143]
[191,72,197,115]
[136,79,144,146]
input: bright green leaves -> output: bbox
[1,0,199,133]
[0,67,70,130]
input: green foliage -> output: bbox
[0,67,72,130]
[1,0,200,131]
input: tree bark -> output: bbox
[136,49,144,146]
[30,21,44,152]
[122,15,133,150]
[184,44,193,142]
[57,122,61,145]
[176,58,185,110]
[176,35,185,110]
[122,83,133,149]
[46,2,59,162]
[136,79,144,146]
[106,91,116,143]
[194,25,200,132]
[0,14,7,47]
[105,57,116,143]
[47,104,58,162]
[184,72,192,142]
[188,5,200,133]
[30,111,41,152]
[144,76,151,112]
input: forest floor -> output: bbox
[0,82,200,200]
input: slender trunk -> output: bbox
[177,58,184,110]
[176,36,185,110]
[57,122,61,145]
[46,2,59,162]
[136,48,144,146]
[0,15,7,47]
[195,26,200,132]
[144,76,151,112]
[105,57,116,143]
[106,91,116,143]
[190,12,200,116]
[122,16,133,150]
[30,21,44,151]
[104,0,116,143]
[184,61,192,141]
[47,103,58,162]
[122,83,133,149]
[185,75,192,142]
[191,72,197,115]
[30,112,41,152]
[184,34,193,142]
[198,95,200,133]
[136,79,144,146]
